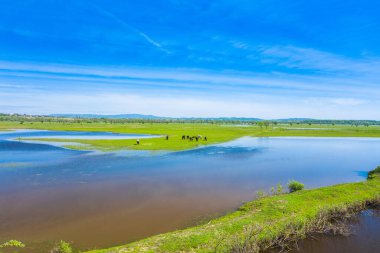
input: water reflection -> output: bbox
[291,209,380,253]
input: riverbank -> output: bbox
[1,121,380,151]
[86,167,380,253]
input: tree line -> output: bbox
[0,113,379,126]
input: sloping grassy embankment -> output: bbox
[86,167,380,253]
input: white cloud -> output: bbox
[1,90,379,120]
[258,45,380,77]
[1,45,380,120]
[329,98,366,106]
[1,60,380,98]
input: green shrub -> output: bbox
[255,190,266,199]
[0,240,25,249]
[51,240,73,253]
[287,180,305,193]
[368,166,380,180]
[276,183,283,194]
[270,184,284,195]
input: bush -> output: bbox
[270,184,283,195]
[51,240,73,253]
[0,240,25,249]
[255,190,266,199]
[368,166,380,180]
[276,183,283,194]
[288,180,305,193]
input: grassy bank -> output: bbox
[86,167,380,253]
[1,121,380,151]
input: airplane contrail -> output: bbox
[95,6,169,53]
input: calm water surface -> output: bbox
[292,209,380,253]
[0,131,379,251]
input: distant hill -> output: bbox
[49,114,263,121]
[2,113,379,125]
[179,117,262,121]
[50,114,164,119]
[276,118,315,122]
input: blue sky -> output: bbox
[1,0,380,119]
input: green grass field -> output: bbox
[85,167,380,253]
[1,121,380,151]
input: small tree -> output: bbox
[276,183,283,194]
[287,180,304,193]
[270,187,275,195]
[255,190,266,199]
[51,240,73,253]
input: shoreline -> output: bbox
[86,167,380,253]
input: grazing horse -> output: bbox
[182,135,186,140]
[165,135,169,140]
[204,136,207,141]
[136,139,140,145]
[186,135,190,139]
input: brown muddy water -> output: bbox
[1,130,380,252]
[291,209,380,253]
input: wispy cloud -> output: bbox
[1,57,380,119]
[305,97,368,106]
[94,6,169,53]
[258,45,380,77]
[1,90,378,119]
[1,42,380,120]
[330,98,367,106]
[1,60,379,98]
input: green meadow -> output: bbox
[1,121,380,151]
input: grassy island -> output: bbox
[1,121,380,151]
